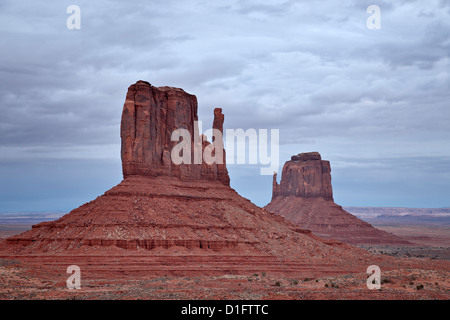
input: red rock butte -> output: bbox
[121,80,229,185]
[0,81,425,285]
[266,152,410,245]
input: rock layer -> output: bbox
[266,152,409,245]
[1,175,356,256]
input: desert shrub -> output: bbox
[416,284,424,290]
[275,281,281,287]
[0,259,21,267]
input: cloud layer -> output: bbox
[1,0,449,210]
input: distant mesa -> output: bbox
[266,152,410,245]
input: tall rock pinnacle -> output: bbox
[266,152,409,245]
[120,80,229,185]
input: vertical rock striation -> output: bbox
[121,80,229,185]
[272,152,333,201]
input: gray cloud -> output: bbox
[0,0,449,210]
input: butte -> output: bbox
[0,81,400,279]
[265,152,410,245]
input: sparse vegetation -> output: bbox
[381,278,392,284]
[0,259,21,267]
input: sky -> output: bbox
[0,0,449,212]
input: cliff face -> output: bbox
[272,152,333,201]
[121,80,229,185]
[267,152,409,245]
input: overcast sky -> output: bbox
[1,0,449,212]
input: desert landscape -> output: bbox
[347,207,450,261]
[0,210,449,300]
[0,81,448,301]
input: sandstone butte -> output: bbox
[265,152,410,245]
[0,81,448,299]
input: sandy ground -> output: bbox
[0,257,449,300]
[359,224,450,260]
